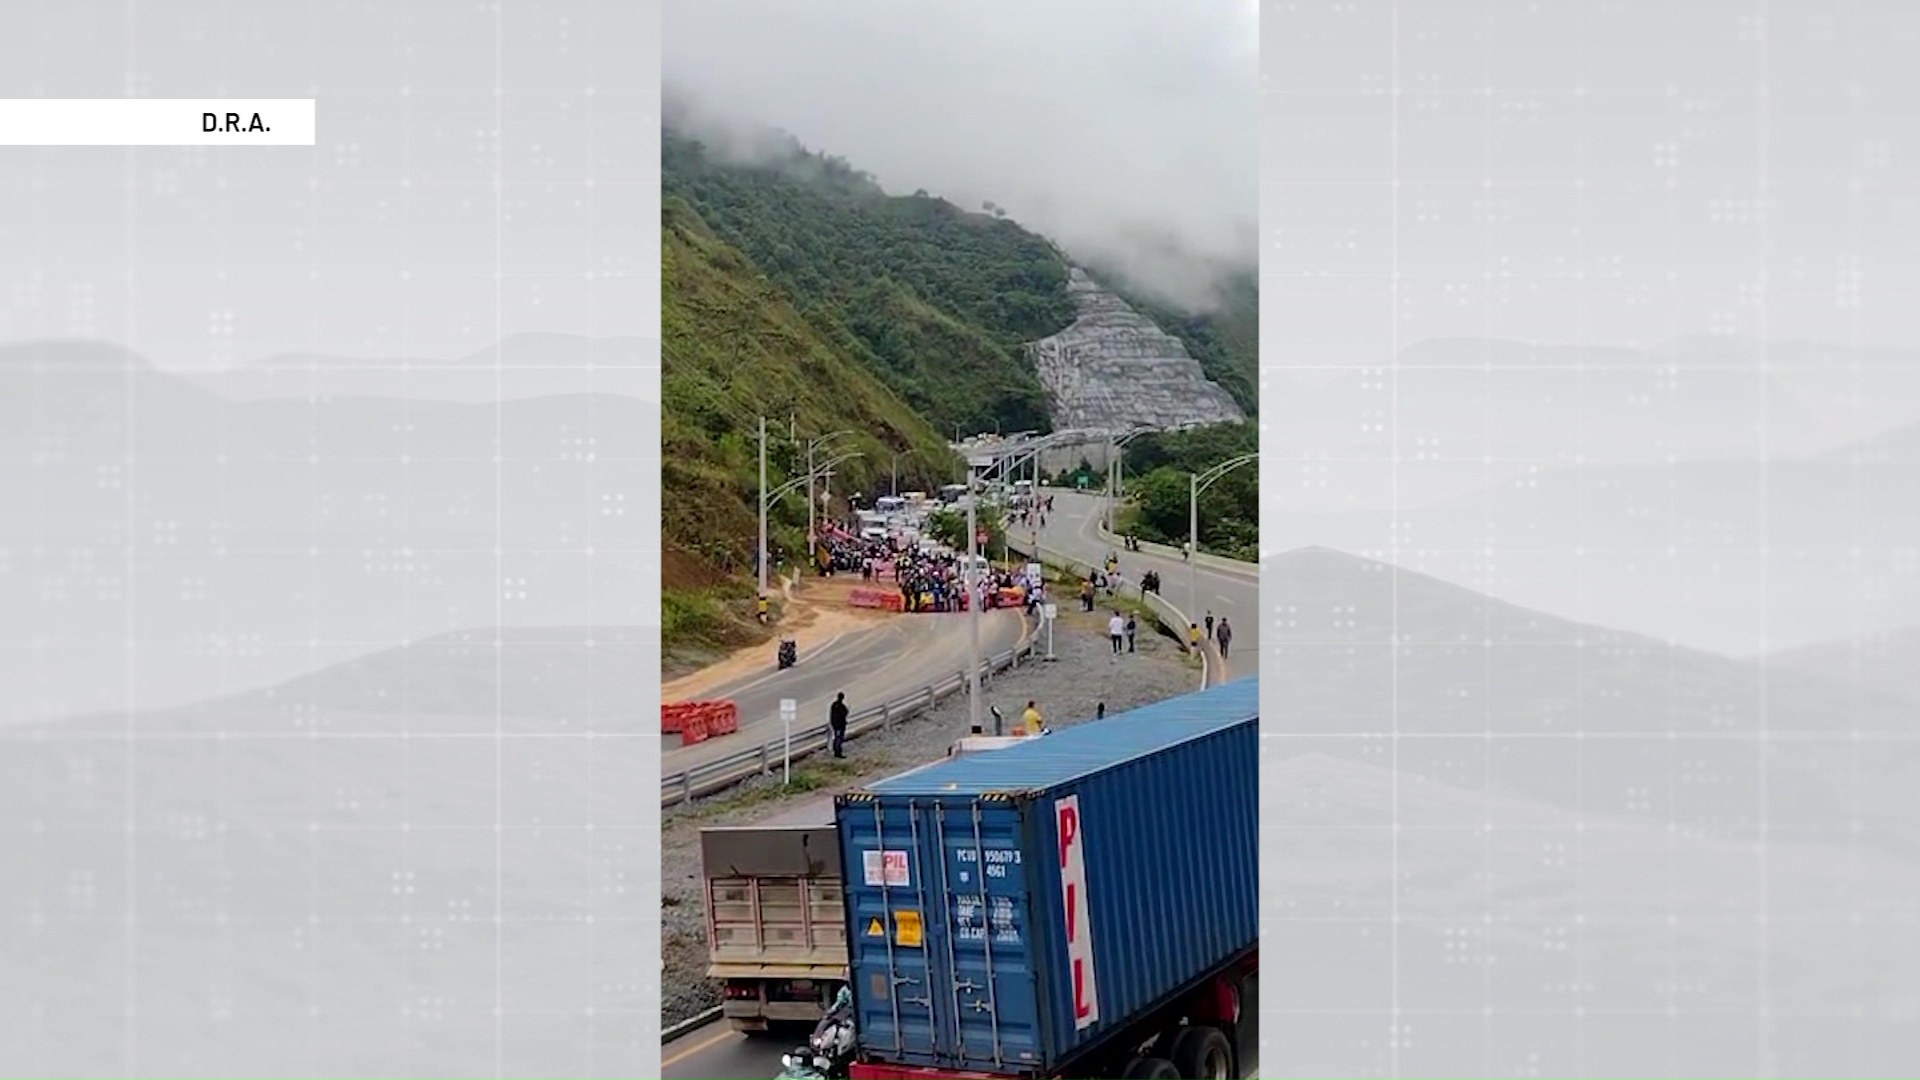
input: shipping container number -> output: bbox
[957,848,1022,878]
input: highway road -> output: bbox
[1030,490,1259,682]
[664,601,1028,778]
[662,975,1261,1079]
[659,491,1262,1079]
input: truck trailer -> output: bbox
[701,738,1032,1035]
[834,677,1259,1080]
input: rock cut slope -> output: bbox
[1026,267,1246,432]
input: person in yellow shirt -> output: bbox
[1187,622,1201,650]
[1020,700,1045,737]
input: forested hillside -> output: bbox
[1120,421,1260,561]
[661,197,959,667]
[663,127,1079,436]
[661,116,1261,661]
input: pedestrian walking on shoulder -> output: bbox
[1108,611,1126,655]
[1188,622,1201,651]
[1125,614,1137,652]
[1216,618,1233,660]
[829,692,849,758]
[1204,611,1215,641]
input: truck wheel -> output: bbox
[1169,1025,1233,1079]
[1121,1057,1180,1079]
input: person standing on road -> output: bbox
[1188,622,1201,651]
[1108,611,1126,655]
[1125,614,1138,653]
[1204,611,1215,641]
[1216,618,1233,660]
[829,692,850,758]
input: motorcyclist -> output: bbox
[777,984,856,1079]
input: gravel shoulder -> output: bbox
[659,604,1200,1029]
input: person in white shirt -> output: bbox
[1107,611,1126,655]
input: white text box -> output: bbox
[0,99,316,146]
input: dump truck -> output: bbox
[700,736,1030,1035]
[702,795,849,1034]
[834,677,1259,1080]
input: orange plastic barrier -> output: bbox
[663,700,738,742]
[849,588,906,612]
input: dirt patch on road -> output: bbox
[663,576,901,703]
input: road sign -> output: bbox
[780,698,797,785]
[1042,603,1058,620]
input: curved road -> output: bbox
[665,602,1028,778]
[663,976,1260,1079]
[1030,490,1258,681]
[661,493,1262,1079]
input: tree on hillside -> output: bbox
[926,505,1006,555]
[1121,422,1259,560]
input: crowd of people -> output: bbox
[804,522,1045,615]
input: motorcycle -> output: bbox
[774,985,856,1080]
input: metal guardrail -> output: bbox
[660,637,1035,807]
[1083,509,1258,579]
[1005,537,1213,690]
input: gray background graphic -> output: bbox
[0,3,662,1078]
[1264,2,1920,1078]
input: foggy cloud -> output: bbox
[662,0,1258,312]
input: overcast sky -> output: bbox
[663,0,1260,311]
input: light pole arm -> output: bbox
[1187,452,1257,643]
[769,451,864,504]
[1194,452,1259,496]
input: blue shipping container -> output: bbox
[835,677,1258,1076]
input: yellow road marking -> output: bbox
[660,1024,734,1069]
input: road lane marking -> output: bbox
[694,630,851,702]
[661,1024,735,1069]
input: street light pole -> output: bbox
[1109,435,1118,534]
[1188,452,1259,625]
[1187,471,1198,621]
[757,415,769,597]
[801,430,853,579]
[965,465,982,735]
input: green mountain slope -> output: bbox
[663,126,1076,435]
[662,197,959,667]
